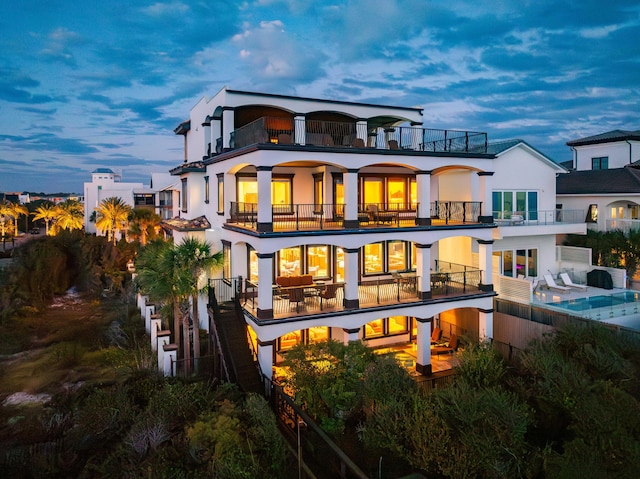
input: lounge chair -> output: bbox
[559,273,588,291]
[430,327,442,345]
[432,333,458,355]
[543,274,571,293]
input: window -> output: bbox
[279,247,301,276]
[313,173,323,211]
[387,178,406,209]
[363,241,414,276]
[237,176,258,204]
[181,178,187,213]
[272,177,292,208]
[364,243,384,274]
[307,245,329,278]
[592,157,608,170]
[495,248,538,278]
[236,174,293,210]
[217,174,224,214]
[248,248,258,283]
[222,240,231,279]
[363,177,384,206]
[586,204,598,223]
[388,240,406,272]
[364,317,409,339]
[204,176,210,204]
[493,190,538,219]
[335,247,344,282]
[332,173,344,205]
[277,327,331,352]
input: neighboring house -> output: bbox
[558,129,640,232]
[84,168,180,235]
[170,87,585,380]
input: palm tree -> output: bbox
[129,208,161,246]
[7,202,28,237]
[135,239,193,366]
[32,202,57,235]
[174,237,223,364]
[95,197,132,245]
[53,199,84,233]
[0,201,11,250]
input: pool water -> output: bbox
[552,291,640,312]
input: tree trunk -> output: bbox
[192,293,200,361]
[182,310,191,374]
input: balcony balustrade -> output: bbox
[228,201,484,231]
[240,268,485,320]
[493,209,584,226]
[225,117,488,154]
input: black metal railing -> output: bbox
[228,116,488,153]
[431,201,482,223]
[272,203,345,230]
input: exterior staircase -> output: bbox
[209,298,263,395]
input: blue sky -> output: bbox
[1,0,639,193]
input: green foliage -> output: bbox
[564,229,640,278]
[454,339,507,389]
[282,339,376,431]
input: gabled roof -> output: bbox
[92,168,114,174]
[557,167,640,195]
[174,120,190,135]
[169,161,206,175]
[161,215,211,232]
[488,139,566,172]
[566,129,640,147]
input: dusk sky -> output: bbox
[1,1,639,194]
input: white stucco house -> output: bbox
[558,129,640,232]
[84,168,180,235]
[165,87,586,381]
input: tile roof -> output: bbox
[557,167,640,194]
[161,215,211,232]
[566,129,640,147]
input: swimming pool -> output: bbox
[544,291,640,328]
[552,291,640,312]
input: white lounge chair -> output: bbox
[543,274,571,293]
[559,273,588,291]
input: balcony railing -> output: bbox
[431,201,482,224]
[493,209,584,226]
[227,117,488,153]
[240,270,485,320]
[228,201,485,231]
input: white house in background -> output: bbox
[84,168,180,235]
[168,87,586,381]
[558,129,640,232]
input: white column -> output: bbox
[163,344,178,377]
[257,253,274,319]
[478,309,493,340]
[356,120,367,143]
[257,340,274,381]
[157,331,171,372]
[294,114,306,145]
[343,170,359,227]
[415,318,432,376]
[342,328,360,345]
[256,167,273,232]
[137,293,148,312]
[150,317,162,352]
[478,172,494,223]
[222,108,234,149]
[415,171,431,225]
[415,243,432,299]
[477,240,494,291]
[144,304,155,333]
[343,248,360,309]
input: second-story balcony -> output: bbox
[228,201,485,232]
[224,117,488,154]
[239,265,486,321]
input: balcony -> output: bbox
[228,201,484,232]
[224,117,488,154]
[240,267,486,321]
[493,209,584,226]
